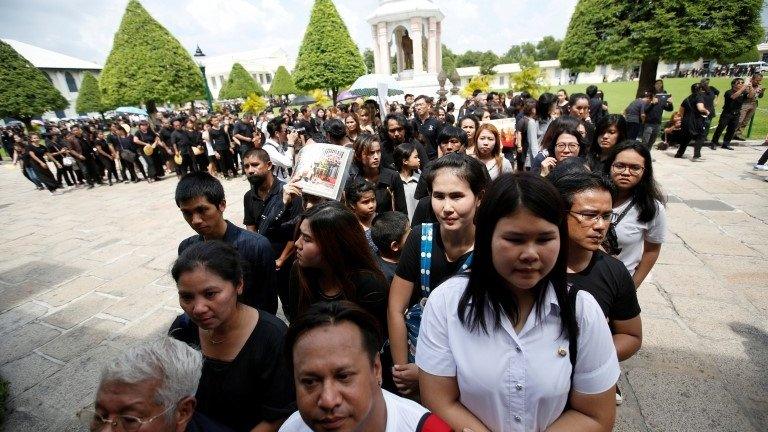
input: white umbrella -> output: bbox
[348,74,404,97]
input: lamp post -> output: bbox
[194,45,214,111]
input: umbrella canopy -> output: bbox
[290,95,317,106]
[336,90,357,102]
[349,74,404,97]
[114,106,148,116]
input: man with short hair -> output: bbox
[711,78,752,150]
[553,171,642,405]
[411,95,441,159]
[69,124,102,188]
[279,301,450,432]
[233,114,256,174]
[413,125,468,200]
[134,120,162,181]
[82,337,232,432]
[176,172,278,314]
[698,78,719,145]
[242,148,303,314]
[171,119,194,175]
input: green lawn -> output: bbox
[556,77,767,140]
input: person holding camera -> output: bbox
[711,78,752,150]
[264,117,299,182]
[734,72,764,140]
[641,79,674,150]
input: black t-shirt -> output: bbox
[232,122,255,143]
[159,126,173,145]
[171,129,192,151]
[701,88,719,117]
[395,223,472,307]
[567,250,641,321]
[134,129,157,146]
[169,312,296,432]
[722,89,748,116]
[287,266,387,329]
[209,127,230,150]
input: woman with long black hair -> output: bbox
[417,173,619,432]
[587,114,627,171]
[603,141,667,287]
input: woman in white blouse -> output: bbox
[416,172,619,432]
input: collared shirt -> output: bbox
[178,220,277,314]
[416,278,620,432]
[401,171,420,220]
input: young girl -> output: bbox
[458,115,479,157]
[345,178,378,251]
[345,112,362,141]
[473,123,513,180]
[169,241,295,432]
[417,173,619,432]
[603,141,667,287]
[534,116,585,177]
[588,114,627,171]
[393,141,421,220]
[350,134,407,215]
[388,153,490,397]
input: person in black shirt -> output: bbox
[413,125,468,200]
[176,172,278,314]
[26,133,59,192]
[379,114,429,172]
[675,84,709,160]
[209,116,237,179]
[641,79,674,150]
[553,170,641,405]
[232,115,256,175]
[46,129,76,186]
[70,125,102,187]
[134,120,162,181]
[288,201,387,327]
[411,95,441,159]
[186,119,208,172]
[711,78,751,151]
[94,130,120,185]
[171,119,194,175]
[347,134,407,215]
[115,126,148,182]
[158,119,175,175]
[169,241,295,432]
[242,148,303,315]
[698,78,719,144]
[370,211,410,287]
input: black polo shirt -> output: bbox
[232,121,255,143]
[412,115,441,160]
[178,220,277,314]
[243,180,303,253]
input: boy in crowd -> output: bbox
[370,211,411,286]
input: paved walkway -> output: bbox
[0,144,767,431]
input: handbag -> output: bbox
[120,149,137,163]
[404,223,473,362]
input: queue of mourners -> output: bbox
[51,81,761,431]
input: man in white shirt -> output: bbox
[280,301,450,432]
[264,117,298,181]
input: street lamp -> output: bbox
[194,45,214,111]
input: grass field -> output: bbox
[556,77,767,140]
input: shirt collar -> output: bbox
[542,282,561,318]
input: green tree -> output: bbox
[456,50,483,68]
[510,56,547,97]
[293,0,366,103]
[363,48,375,74]
[535,36,562,61]
[479,51,499,75]
[270,66,297,96]
[442,56,456,77]
[218,63,264,100]
[0,40,67,126]
[241,93,267,115]
[502,45,523,64]
[461,75,491,98]
[99,0,205,114]
[75,72,106,116]
[560,0,763,97]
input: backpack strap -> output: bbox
[419,223,434,298]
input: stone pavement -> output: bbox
[0,144,767,431]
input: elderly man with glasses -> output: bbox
[79,337,232,432]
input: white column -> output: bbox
[436,20,442,73]
[410,17,424,73]
[371,25,381,74]
[395,28,404,73]
[427,17,437,73]
[377,22,391,75]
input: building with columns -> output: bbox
[366,0,444,94]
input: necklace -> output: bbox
[205,306,243,345]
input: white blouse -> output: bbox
[613,199,667,275]
[416,277,620,432]
[484,157,514,180]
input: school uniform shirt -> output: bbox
[278,389,429,432]
[416,278,620,432]
[612,199,667,275]
[401,172,420,221]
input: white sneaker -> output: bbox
[615,389,623,405]
[754,164,768,171]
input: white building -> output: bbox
[3,39,102,119]
[197,48,294,99]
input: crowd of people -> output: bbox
[54,78,710,431]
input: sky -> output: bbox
[0,0,581,65]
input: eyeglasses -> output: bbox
[611,162,644,175]
[555,142,580,151]
[77,405,174,432]
[568,211,617,225]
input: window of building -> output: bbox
[266,73,272,84]
[43,71,54,84]
[258,73,264,84]
[65,71,78,92]
[210,77,217,89]
[219,75,225,87]
[498,76,505,86]
[252,73,259,81]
